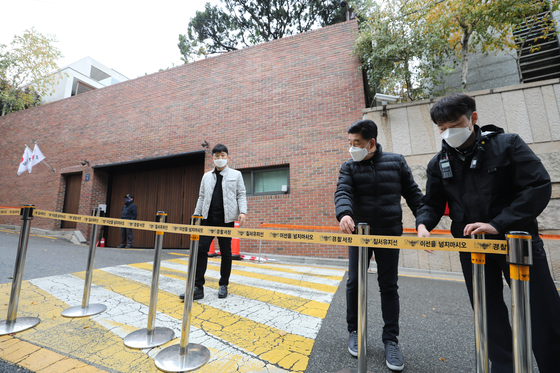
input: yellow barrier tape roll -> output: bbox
[0,208,508,253]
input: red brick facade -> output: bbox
[0,20,364,258]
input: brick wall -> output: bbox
[0,20,364,258]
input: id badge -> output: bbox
[439,158,453,179]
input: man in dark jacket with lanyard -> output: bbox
[118,193,137,248]
[335,119,423,371]
[416,93,560,372]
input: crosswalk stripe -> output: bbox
[74,269,314,371]
[207,258,347,279]
[171,258,341,291]
[129,262,331,318]
[223,262,342,286]
[164,259,338,298]
[28,274,292,373]
[103,264,323,339]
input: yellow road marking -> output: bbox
[169,258,338,293]
[0,335,108,372]
[0,229,57,240]
[0,282,154,373]
[129,262,330,318]
[167,251,189,257]
[206,258,344,281]
[78,269,313,372]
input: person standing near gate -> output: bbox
[335,119,423,371]
[118,194,137,248]
[416,93,560,372]
[180,143,247,301]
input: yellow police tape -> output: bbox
[0,208,508,254]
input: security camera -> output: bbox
[374,93,400,103]
[374,93,400,117]
[81,161,87,166]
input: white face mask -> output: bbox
[349,144,369,162]
[441,122,472,148]
[214,159,227,168]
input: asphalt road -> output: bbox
[0,229,179,285]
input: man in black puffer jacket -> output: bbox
[417,93,560,373]
[335,119,423,371]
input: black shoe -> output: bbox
[384,341,404,371]
[193,287,204,300]
[218,285,228,298]
[179,287,204,301]
[125,244,133,248]
[348,331,358,357]
[117,244,125,248]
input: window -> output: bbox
[241,166,289,196]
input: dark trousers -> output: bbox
[459,241,560,373]
[195,219,235,288]
[120,228,133,246]
[347,246,400,343]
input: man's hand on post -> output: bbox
[463,222,498,236]
[340,215,355,234]
[417,224,434,254]
[238,213,247,227]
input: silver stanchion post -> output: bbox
[61,207,107,318]
[471,233,488,373]
[124,212,174,348]
[338,223,372,373]
[0,205,41,335]
[506,231,533,373]
[258,222,263,264]
[154,215,210,372]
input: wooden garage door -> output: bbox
[62,173,82,229]
[106,164,204,248]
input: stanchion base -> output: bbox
[0,317,40,336]
[124,327,175,349]
[61,304,106,318]
[154,343,210,372]
[231,255,241,260]
[336,369,373,373]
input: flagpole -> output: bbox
[41,160,56,172]
[32,142,55,172]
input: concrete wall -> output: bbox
[364,78,560,281]
[43,57,129,103]
[439,49,520,93]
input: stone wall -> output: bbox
[363,78,560,282]
[439,49,520,93]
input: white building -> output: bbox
[42,56,128,103]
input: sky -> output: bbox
[0,0,218,79]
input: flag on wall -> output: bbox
[17,147,33,175]
[32,144,46,167]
